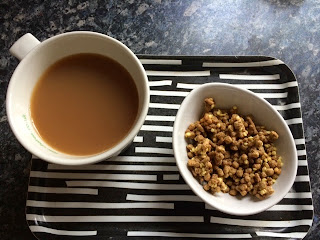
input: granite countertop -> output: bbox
[0,0,319,239]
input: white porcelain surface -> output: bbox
[7,32,149,165]
[173,83,297,216]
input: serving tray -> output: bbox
[26,56,313,240]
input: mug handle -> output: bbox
[9,33,40,61]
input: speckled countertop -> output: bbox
[0,0,319,239]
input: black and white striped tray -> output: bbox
[26,56,313,240]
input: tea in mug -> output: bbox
[30,53,139,156]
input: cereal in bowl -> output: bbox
[185,98,282,199]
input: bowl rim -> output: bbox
[172,82,298,216]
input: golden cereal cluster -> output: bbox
[185,98,282,199]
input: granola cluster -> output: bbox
[185,98,282,199]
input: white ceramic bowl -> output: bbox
[173,83,297,216]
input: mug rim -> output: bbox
[7,31,149,165]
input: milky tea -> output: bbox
[30,53,139,156]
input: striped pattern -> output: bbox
[26,56,313,240]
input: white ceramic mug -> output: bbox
[7,31,149,165]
